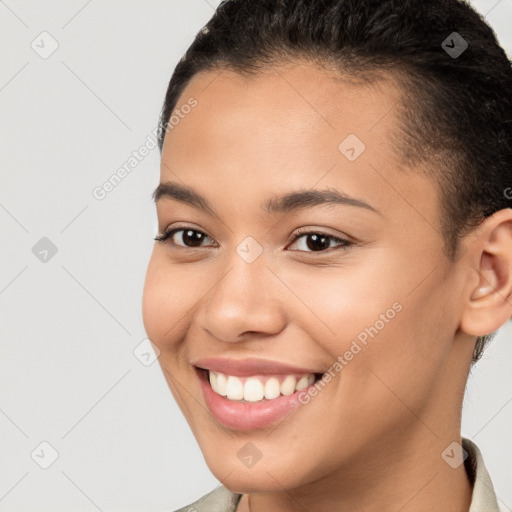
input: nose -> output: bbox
[199,247,287,343]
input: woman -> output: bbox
[142,0,512,510]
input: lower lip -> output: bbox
[197,368,317,431]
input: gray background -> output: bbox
[1,1,511,510]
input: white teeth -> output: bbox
[208,371,318,402]
[244,378,265,402]
[209,371,217,389]
[296,375,310,391]
[209,371,227,396]
[264,377,281,399]
[216,372,227,396]
[280,375,296,396]
[226,375,244,400]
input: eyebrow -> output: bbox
[152,181,381,216]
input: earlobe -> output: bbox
[460,208,512,337]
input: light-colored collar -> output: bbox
[463,437,500,511]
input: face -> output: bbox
[142,61,474,493]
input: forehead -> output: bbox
[160,61,438,230]
[165,62,402,162]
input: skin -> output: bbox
[142,60,512,512]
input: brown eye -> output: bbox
[288,231,353,253]
[154,228,215,248]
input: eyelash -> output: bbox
[154,226,354,254]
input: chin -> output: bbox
[216,471,293,495]
[202,450,312,494]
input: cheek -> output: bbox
[283,251,448,395]
[278,253,405,358]
[142,253,225,353]
[142,255,191,348]
[142,259,166,343]
[330,278,455,433]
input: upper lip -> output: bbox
[193,357,322,376]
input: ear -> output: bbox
[459,208,512,337]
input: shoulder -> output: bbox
[171,485,242,512]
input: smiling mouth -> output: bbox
[197,368,324,403]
